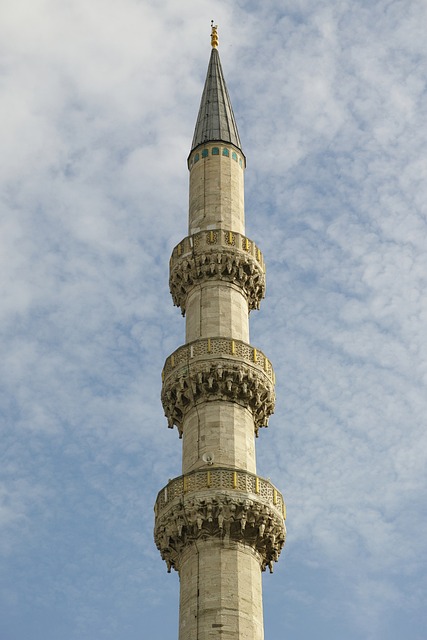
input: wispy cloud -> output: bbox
[1,1,426,638]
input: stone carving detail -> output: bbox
[154,488,286,574]
[155,467,286,516]
[162,337,275,382]
[170,229,266,315]
[161,338,275,437]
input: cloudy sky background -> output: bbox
[1,0,426,638]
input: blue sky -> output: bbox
[1,0,426,638]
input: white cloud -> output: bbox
[0,1,426,638]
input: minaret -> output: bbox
[154,24,286,640]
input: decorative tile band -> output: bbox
[188,144,245,169]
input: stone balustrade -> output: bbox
[155,467,286,517]
[162,336,275,382]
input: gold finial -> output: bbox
[211,20,218,48]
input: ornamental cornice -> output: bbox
[161,337,275,436]
[154,468,286,574]
[169,229,266,315]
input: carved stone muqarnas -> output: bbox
[161,337,276,437]
[154,491,286,574]
[169,230,266,315]
[162,360,275,437]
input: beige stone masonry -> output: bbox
[188,143,245,235]
[185,283,250,343]
[181,403,257,474]
[178,541,264,640]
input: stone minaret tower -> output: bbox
[154,25,286,640]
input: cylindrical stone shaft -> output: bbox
[182,403,256,474]
[175,138,265,640]
[188,143,245,236]
[185,283,250,344]
[179,540,264,640]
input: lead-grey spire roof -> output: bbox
[190,47,243,154]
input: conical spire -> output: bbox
[190,30,242,154]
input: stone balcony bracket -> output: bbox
[161,337,276,437]
[154,467,286,574]
[169,229,266,315]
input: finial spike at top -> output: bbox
[211,20,218,48]
[190,22,243,155]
